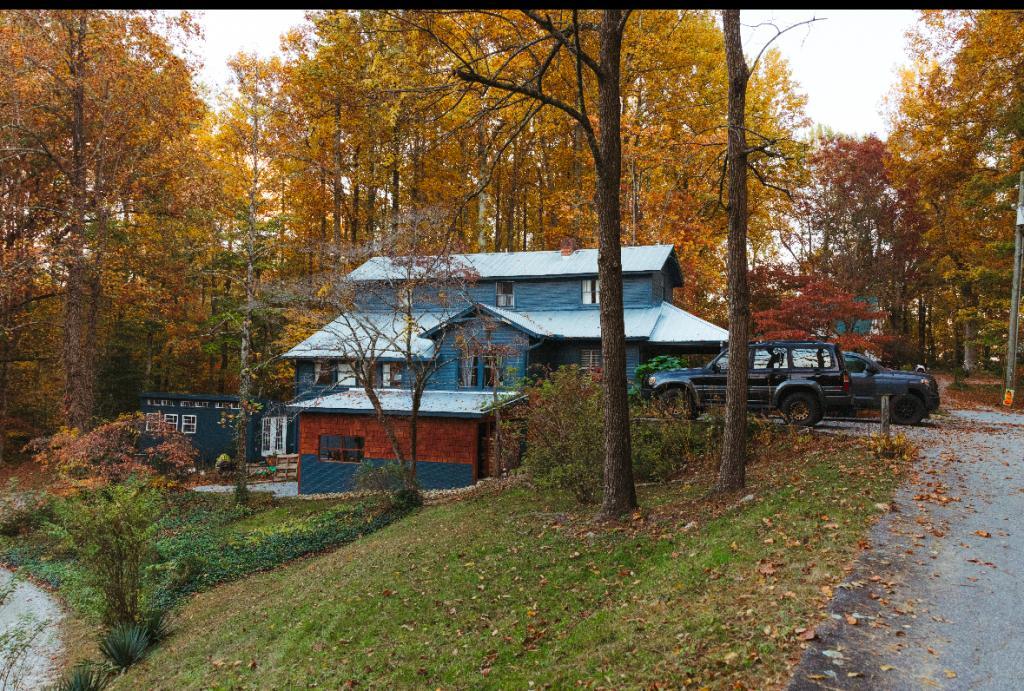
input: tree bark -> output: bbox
[716,9,751,494]
[595,10,637,519]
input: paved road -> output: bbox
[791,408,1024,690]
[0,568,63,690]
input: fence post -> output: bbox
[880,394,892,437]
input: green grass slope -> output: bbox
[117,439,901,689]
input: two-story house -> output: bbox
[284,242,727,494]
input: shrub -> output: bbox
[54,663,111,691]
[354,460,410,493]
[630,418,715,482]
[634,355,687,384]
[215,453,235,475]
[521,366,604,503]
[99,622,151,670]
[33,414,196,483]
[54,479,161,625]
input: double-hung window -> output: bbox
[144,412,160,432]
[581,278,600,305]
[336,362,357,386]
[496,282,514,308]
[181,414,197,435]
[314,361,335,386]
[382,362,403,388]
[460,355,479,388]
[580,348,602,372]
[163,413,178,430]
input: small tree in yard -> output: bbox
[54,479,162,625]
[290,211,477,484]
[521,366,605,503]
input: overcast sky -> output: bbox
[195,9,918,138]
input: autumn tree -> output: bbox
[0,10,201,431]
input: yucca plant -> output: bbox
[54,662,111,691]
[99,623,150,671]
[143,608,170,644]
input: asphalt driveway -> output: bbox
[790,408,1024,689]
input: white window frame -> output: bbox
[580,348,602,372]
[382,362,403,388]
[163,413,178,430]
[336,361,357,386]
[261,416,287,457]
[314,360,335,386]
[496,281,515,308]
[582,278,600,305]
[181,414,197,434]
[144,412,160,432]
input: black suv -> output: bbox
[641,341,852,427]
[843,352,940,425]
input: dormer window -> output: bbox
[496,281,514,308]
[582,278,600,305]
[314,361,335,386]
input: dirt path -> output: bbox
[790,408,1024,689]
[0,568,64,690]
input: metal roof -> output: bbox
[288,389,517,418]
[347,244,678,282]
[282,310,456,360]
[289,300,728,359]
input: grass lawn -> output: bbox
[115,434,904,689]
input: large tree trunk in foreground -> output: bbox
[596,10,637,519]
[716,9,751,494]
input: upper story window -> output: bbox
[337,361,357,386]
[382,362,404,388]
[314,360,335,386]
[460,355,478,388]
[181,414,198,435]
[582,278,600,305]
[496,282,514,308]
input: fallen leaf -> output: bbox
[797,627,816,641]
[945,670,957,679]
[844,614,858,625]
[880,665,896,671]
[974,530,991,538]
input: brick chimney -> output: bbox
[560,237,576,256]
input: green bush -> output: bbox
[54,663,111,691]
[354,460,411,493]
[630,418,717,482]
[53,479,161,625]
[521,366,605,503]
[99,622,151,670]
[634,355,687,384]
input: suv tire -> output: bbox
[780,391,822,427]
[658,387,698,420]
[891,393,926,425]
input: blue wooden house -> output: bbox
[139,392,297,467]
[283,242,727,494]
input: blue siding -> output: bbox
[429,317,529,390]
[298,455,474,494]
[525,341,639,381]
[139,394,297,466]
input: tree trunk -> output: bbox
[917,296,927,366]
[332,99,344,246]
[961,283,978,372]
[595,10,637,520]
[716,9,751,494]
[62,14,96,431]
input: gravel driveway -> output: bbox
[193,481,297,498]
[0,568,63,690]
[790,408,1024,689]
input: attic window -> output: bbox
[582,278,600,305]
[496,282,514,308]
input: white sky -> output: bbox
[194,9,918,138]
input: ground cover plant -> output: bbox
[0,486,410,621]
[111,432,907,690]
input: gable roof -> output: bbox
[416,301,727,344]
[347,244,680,284]
[282,310,455,360]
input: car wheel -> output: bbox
[890,394,926,425]
[780,392,822,427]
[657,387,698,420]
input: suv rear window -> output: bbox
[790,347,834,369]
